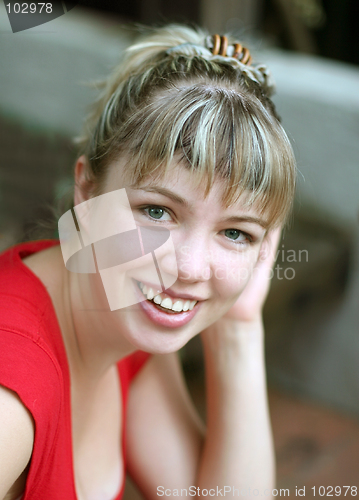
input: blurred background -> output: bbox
[0,0,358,496]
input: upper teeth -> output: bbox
[138,282,197,312]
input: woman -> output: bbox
[0,25,296,500]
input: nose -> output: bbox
[175,234,212,283]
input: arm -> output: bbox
[125,351,205,497]
[197,318,274,496]
[125,332,273,500]
[0,385,34,500]
[195,229,280,496]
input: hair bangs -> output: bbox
[117,83,295,228]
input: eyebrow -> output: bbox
[133,186,190,208]
[218,215,269,229]
[134,186,269,229]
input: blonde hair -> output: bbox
[77,24,296,227]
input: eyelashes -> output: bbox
[139,205,254,246]
[142,206,172,221]
[224,228,253,245]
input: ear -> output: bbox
[74,155,95,207]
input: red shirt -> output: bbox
[0,240,151,500]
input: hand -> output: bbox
[222,227,281,324]
[200,227,281,351]
[200,228,281,366]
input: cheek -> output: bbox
[213,247,260,297]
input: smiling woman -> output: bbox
[0,24,296,500]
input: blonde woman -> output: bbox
[0,25,296,500]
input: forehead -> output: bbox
[104,157,269,226]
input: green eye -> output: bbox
[148,207,164,219]
[224,229,246,241]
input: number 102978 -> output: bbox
[6,3,53,14]
[312,486,357,496]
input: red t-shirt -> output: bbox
[0,240,151,500]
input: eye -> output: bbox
[143,205,172,221]
[223,228,250,244]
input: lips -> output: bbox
[138,281,197,312]
[132,279,202,328]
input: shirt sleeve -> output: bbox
[0,328,63,489]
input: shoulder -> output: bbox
[0,241,62,332]
[0,241,68,427]
[0,242,66,390]
[0,243,66,452]
[21,243,63,284]
[0,244,66,497]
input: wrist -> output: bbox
[201,315,264,349]
[200,317,265,376]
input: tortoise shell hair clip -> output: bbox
[207,34,253,65]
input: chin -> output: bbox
[118,313,201,355]
[122,331,192,356]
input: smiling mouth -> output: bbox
[135,280,198,314]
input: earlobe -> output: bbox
[74,155,94,207]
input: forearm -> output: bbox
[196,319,275,498]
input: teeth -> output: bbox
[153,294,162,305]
[189,300,196,310]
[172,300,184,312]
[182,300,190,312]
[161,298,173,310]
[138,281,198,312]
